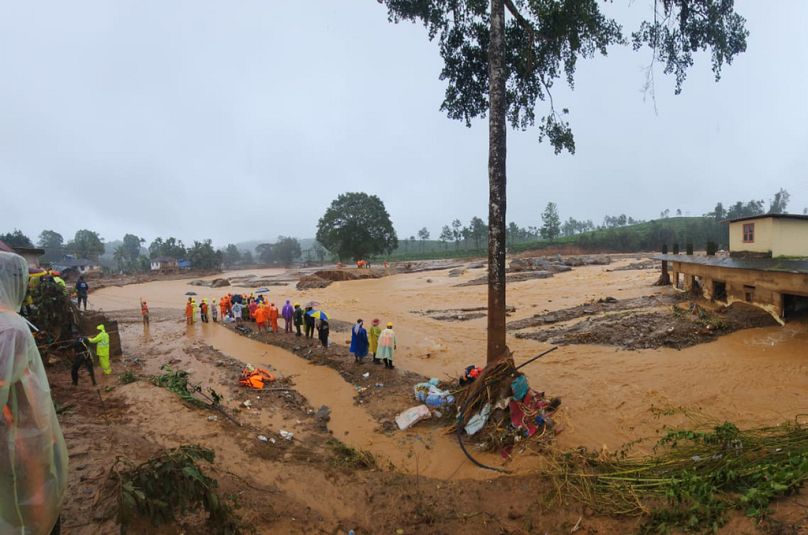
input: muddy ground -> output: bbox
[512,297,780,350]
[49,308,808,535]
[74,253,808,533]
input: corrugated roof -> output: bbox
[655,254,808,274]
[726,213,808,224]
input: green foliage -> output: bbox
[540,202,561,240]
[552,419,808,534]
[316,192,398,261]
[187,240,222,271]
[726,199,764,220]
[119,370,138,384]
[148,237,187,260]
[706,241,718,256]
[512,216,727,255]
[768,188,790,215]
[1,229,34,248]
[68,229,105,261]
[37,230,65,263]
[382,1,747,153]
[222,244,242,267]
[256,236,302,267]
[115,444,239,533]
[28,278,73,341]
[152,365,223,409]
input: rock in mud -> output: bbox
[447,268,466,277]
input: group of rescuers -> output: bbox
[0,248,401,534]
[182,293,398,368]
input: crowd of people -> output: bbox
[182,292,399,367]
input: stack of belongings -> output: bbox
[455,360,561,457]
[239,365,276,389]
[395,378,456,430]
[414,378,455,408]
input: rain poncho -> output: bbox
[0,252,68,534]
[376,328,396,361]
[349,323,369,357]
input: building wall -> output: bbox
[772,219,808,257]
[670,260,808,321]
[729,218,774,254]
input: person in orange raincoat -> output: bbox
[268,303,279,333]
[185,298,193,325]
[254,302,267,333]
[220,297,228,318]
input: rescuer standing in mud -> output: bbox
[0,251,68,534]
[88,324,111,375]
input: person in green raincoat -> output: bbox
[88,324,111,375]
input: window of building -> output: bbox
[742,223,755,242]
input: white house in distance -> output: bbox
[58,258,102,276]
[150,256,179,272]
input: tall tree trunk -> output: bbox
[486,0,508,364]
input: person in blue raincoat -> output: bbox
[349,319,369,363]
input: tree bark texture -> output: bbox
[486,0,508,364]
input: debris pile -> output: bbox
[454,360,561,457]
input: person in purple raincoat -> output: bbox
[281,300,294,334]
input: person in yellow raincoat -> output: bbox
[88,324,111,375]
[0,251,68,534]
[369,319,382,364]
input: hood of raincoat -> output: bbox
[97,324,106,332]
[0,251,29,313]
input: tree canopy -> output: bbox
[381,0,748,363]
[0,229,34,248]
[316,193,398,261]
[256,237,302,267]
[68,229,105,261]
[540,202,561,240]
[187,240,222,270]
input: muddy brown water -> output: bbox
[91,260,808,477]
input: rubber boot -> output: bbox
[372,357,381,365]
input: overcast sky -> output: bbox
[1,1,807,247]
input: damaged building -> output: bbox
[658,214,808,322]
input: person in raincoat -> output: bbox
[377,322,397,369]
[268,303,279,333]
[304,306,315,339]
[369,319,382,364]
[293,303,304,336]
[200,299,209,323]
[185,298,193,325]
[211,298,219,323]
[318,318,330,349]
[349,319,369,363]
[281,300,294,334]
[88,324,112,375]
[0,251,68,534]
[140,299,149,326]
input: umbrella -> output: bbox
[255,287,270,294]
[185,291,197,296]
[306,310,328,321]
[305,300,321,308]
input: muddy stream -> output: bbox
[91,260,808,480]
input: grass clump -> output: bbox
[119,370,138,384]
[549,418,808,533]
[326,439,377,470]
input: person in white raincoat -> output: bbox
[376,322,397,369]
[0,251,68,534]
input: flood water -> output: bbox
[92,259,808,474]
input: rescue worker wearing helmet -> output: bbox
[0,251,68,534]
[88,324,111,375]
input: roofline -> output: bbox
[725,213,808,224]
